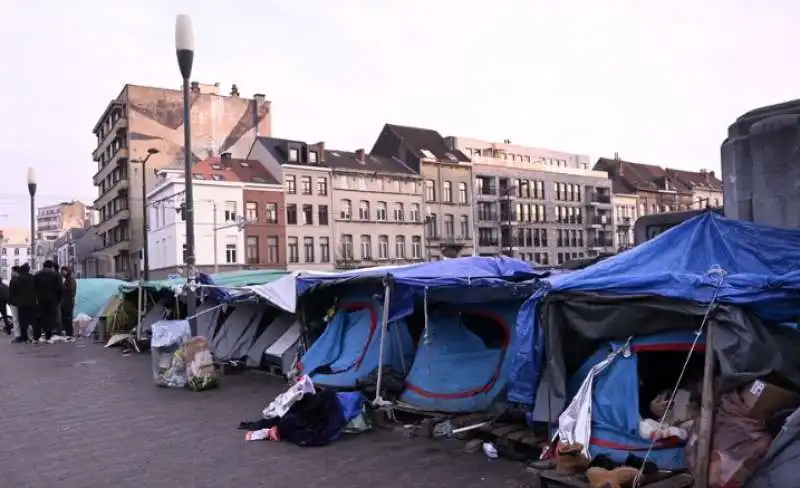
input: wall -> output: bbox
[421,162,474,259]
[147,180,246,272]
[242,187,286,269]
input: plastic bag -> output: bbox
[262,375,316,419]
[151,320,191,387]
[687,391,772,488]
[183,337,219,392]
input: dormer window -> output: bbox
[211,174,225,181]
[289,148,299,162]
[211,164,222,170]
[193,173,205,179]
[239,161,250,168]
[309,151,318,164]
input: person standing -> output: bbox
[60,266,77,341]
[10,263,36,344]
[0,277,10,334]
[34,260,64,344]
[7,266,20,338]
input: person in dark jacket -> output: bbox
[60,266,77,341]
[34,260,64,344]
[0,277,10,334]
[7,266,20,337]
[10,263,37,343]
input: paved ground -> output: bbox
[0,339,536,488]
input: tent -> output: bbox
[298,290,416,388]
[75,278,129,319]
[746,406,800,488]
[400,300,524,412]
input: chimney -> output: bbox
[253,93,266,103]
[613,152,620,160]
[708,170,716,181]
[190,81,200,93]
[355,148,366,163]
[230,84,240,97]
[220,152,231,160]
[315,142,326,162]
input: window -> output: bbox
[393,203,404,221]
[360,235,372,259]
[340,199,352,220]
[267,236,279,263]
[224,201,237,222]
[301,176,312,195]
[359,201,370,220]
[412,236,422,259]
[458,182,468,204]
[425,180,436,201]
[309,151,318,164]
[318,205,329,225]
[317,177,328,196]
[225,243,237,264]
[427,213,438,239]
[376,202,388,221]
[302,204,313,225]
[378,235,389,259]
[286,204,297,225]
[246,236,259,264]
[288,237,299,263]
[340,235,354,260]
[444,214,455,238]
[395,236,406,259]
[285,175,296,194]
[320,237,330,263]
[303,237,315,263]
[460,215,470,238]
[410,203,420,222]
[443,181,453,202]
[288,148,299,162]
[265,203,278,224]
[245,202,258,222]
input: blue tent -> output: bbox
[510,212,800,409]
[298,290,415,388]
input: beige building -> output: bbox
[371,124,474,259]
[327,149,425,269]
[667,169,724,209]
[612,193,638,251]
[91,82,272,279]
[248,137,334,271]
[37,201,93,239]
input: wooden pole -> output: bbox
[693,323,716,488]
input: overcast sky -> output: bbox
[0,0,795,227]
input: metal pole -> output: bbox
[182,77,198,335]
[28,185,36,271]
[141,158,150,281]
[213,202,219,273]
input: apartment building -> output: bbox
[595,154,724,217]
[37,201,93,239]
[54,227,89,271]
[145,156,283,279]
[612,193,638,251]
[371,124,474,260]
[91,82,272,279]
[248,137,334,270]
[448,137,615,265]
[328,149,425,269]
[0,228,32,281]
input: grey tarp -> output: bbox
[195,302,220,340]
[244,313,292,368]
[746,407,800,488]
[141,302,169,334]
[209,302,264,362]
[263,316,301,373]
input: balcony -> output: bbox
[93,145,130,186]
[93,115,128,161]
[335,257,423,269]
[589,238,614,249]
[477,212,499,222]
[588,215,611,228]
[478,239,500,247]
[616,217,632,228]
[586,192,612,205]
[94,178,130,208]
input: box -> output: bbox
[739,379,800,421]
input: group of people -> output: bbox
[0,260,77,344]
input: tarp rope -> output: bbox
[633,266,726,486]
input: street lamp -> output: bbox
[27,168,36,270]
[175,14,198,335]
[130,147,160,281]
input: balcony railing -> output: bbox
[589,238,614,248]
[588,193,612,204]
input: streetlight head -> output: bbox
[147,148,160,155]
[26,167,36,185]
[175,15,195,52]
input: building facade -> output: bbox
[612,193,638,251]
[37,201,92,239]
[54,227,89,272]
[0,228,32,281]
[248,137,334,271]
[327,149,425,269]
[371,124,474,260]
[448,137,615,265]
[91,82,272,279]
[145,156,283,279]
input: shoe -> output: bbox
[47,336,62,344]
[10,337,26,344]
[65,336,76,343]
[31,340,40,345]
[555,442,591,475]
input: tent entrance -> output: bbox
[634,344,706,423]
[404,309,510,400]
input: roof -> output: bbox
[188,157,279,185]
[253,137,329,168]
[383,124,470,163]
[594,157,721,194]
[325,150,416,176]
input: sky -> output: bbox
[0,0,796,227]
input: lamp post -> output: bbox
[131,147,160,281]
[175,14,198,335]
[27,168,36,270]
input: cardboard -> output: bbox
[739,380,800,421]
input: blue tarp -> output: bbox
[74,278,128,319]
[509,212,800,405]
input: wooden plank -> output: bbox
[490,424,520,438]
[539,470,589,488]
[505,428,531,441]
[520,433,545,446]
[645,473,694,488]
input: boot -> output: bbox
[555,442,590,475]
[587,466,641,488]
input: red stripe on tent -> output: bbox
[590,436,684,450]
[296,301,377,373]
[632,343,706,353]
[405,309,511,399]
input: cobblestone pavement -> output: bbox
[0,340,537,488]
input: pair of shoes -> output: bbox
[31,339,40,345]
[555,442,591,475]
[586,466,640,488]
[65,336,76,343]
[10,337,26,344]
[47,335,65,344]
